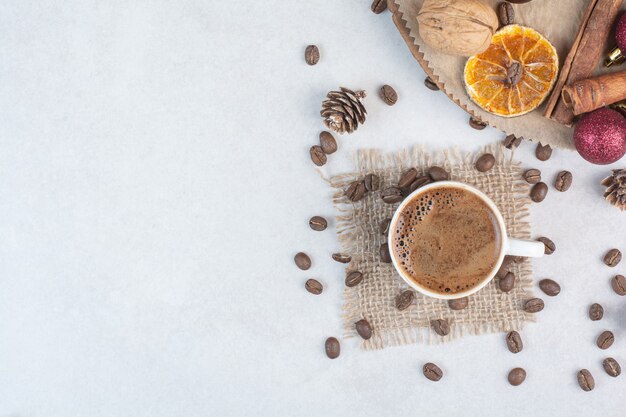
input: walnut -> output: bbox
[417,0,499,56]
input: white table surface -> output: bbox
[0,1,624,416]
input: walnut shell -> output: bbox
[417,0,499,56]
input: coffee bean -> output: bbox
[409,176,431,192]
[603,248,622,267]
[523,168,541,184]
[379,84,398,106]
[395,289,415,311]
[398,168,418,188]
[506,0,533,3]
[379,243,392,263]
[304,45,320,65]
[498,2,515,25]
[370,0,387,14]
[603,357,621,377]
[305,279,323,295]
[577,369,595,391]
[309,216,327,231]
[319,131,337,154]
[589,303,604,321]
[503,134,522,149]
[310,145,327,166]
[345,271,363,287]
[496,256,514,279]
[539,279,561,296]
[537,237,555,254]
[611,274,626,295]
[506,331,523,353]
[424,76,440,91]
[364,173,380,191]
[423,363,443,381]
[379,218,392,235]
[535,142,552,161]
[345,181,367,202]
[355,319,373,340]
[530,182,548,202]
[325,337,340,359]
[332,253,351,264]
[499,272,515,292]
[469,116,487,130]
[428,166,449,181]
[295,252,311,270]
[508,368,526,386]
[555,170,573,192]
[597,330,614,349]
[475,153,496,172]
[431,319,450,336]
[448,297,469,311]
[523,298,544,313]
[381,187,403,204]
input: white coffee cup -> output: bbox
[388,181,544,300]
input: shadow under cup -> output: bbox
[388,181,507,300]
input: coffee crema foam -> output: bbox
[391,186,502,295]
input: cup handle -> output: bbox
[507,238,545,258]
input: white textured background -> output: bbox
[0,1,624,416]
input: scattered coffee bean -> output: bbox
[409,176,431,192]
[503,134,523,149]
[305,279,323,295]
[304,45,320,65]
[310,145,327,166]
[398,168,418,188]
[555,170,573,192]
[423,362,443,381]
[370,0,387,14]
[577,369,595,391]
[424,76,440,91]
[319,131,337,154]
[345,181,367,202]
[603,357,621,377]
[530,182,548,202]
[496,256,514,279]
[395,289,415,311]
[332,253,351,264]
[537,237,555,254]
[523,168,541,184]
[379,218,392,235]
[469,117,487,130]
[498,2,515,26]
[539,279,561,296]
[381,187,403,204]
[364,173,380,191]
[475,153,496,172]
[499,271,516,292]
[448,297,469,311]
[428,166,449,181]
[596,330,614,350]
[325,337,340,359]
[523,298,544,313]
[508,368,526,386]
[309,216,327,231]
[345,271,364,288]
[379,84,398,106]
[512,256,526,264]
[431,319,450,336]
[589,303,604,321]
[506,331,523,353]
[294,252,311,270]
[611,274,626,295]
[535,142,552,161]
[379,243,392,263]
[603,248,622,267]
[355,319,373,340]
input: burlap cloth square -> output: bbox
[329,145,536,349]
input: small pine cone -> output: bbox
[602,169,626,210]
[320,87,367,134]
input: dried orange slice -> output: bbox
[464,25,558,117]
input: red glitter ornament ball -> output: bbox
[616,14,626,51]
[574,108,626,165]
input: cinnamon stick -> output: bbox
[562,71,626,115]
[543,0,621,126]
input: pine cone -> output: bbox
[602,169,626,211]
[320,87,367,134]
